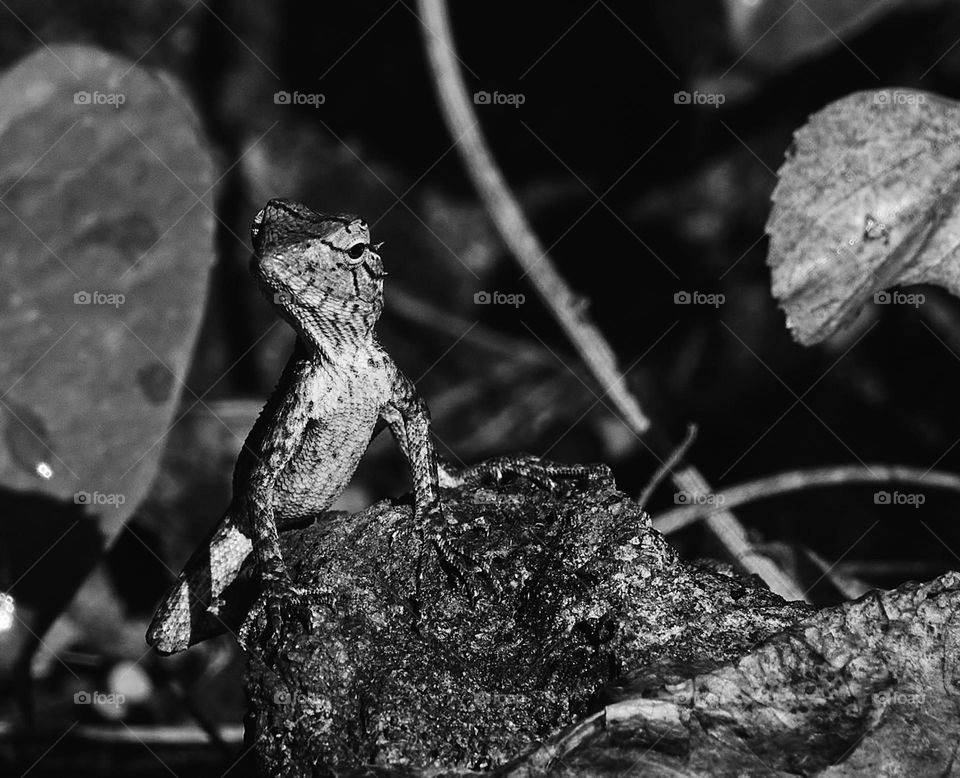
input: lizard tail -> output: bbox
[146,513,255,654]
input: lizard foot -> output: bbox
[239,579,329,655]
[417,505,493,600]
[447,455,614,492]
[432,533,493,600]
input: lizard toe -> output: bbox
[240,581,331,655]
[431,533,494,600]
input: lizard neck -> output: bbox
[282,299,381,363]
[292,319,379,365]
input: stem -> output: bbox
[653,464,960,533]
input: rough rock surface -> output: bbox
[242,461,960,776]
[243,462,812,775]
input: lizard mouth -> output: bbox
[362,263,388,280]
[347,262,385,304]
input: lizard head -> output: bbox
[250,198,385,353]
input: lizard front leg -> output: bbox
[238,388,316,649]
[380,371,485,590]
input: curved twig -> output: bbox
[638,424,698,508]
[653,464,960,534]
[414,0,650,435]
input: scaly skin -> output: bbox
[146,199,611,655]
[147,199,454,654]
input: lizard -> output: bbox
[146,198,608,655]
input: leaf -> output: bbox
[0,45,215,633]
[723,0,940,73]
[766,88,960,345]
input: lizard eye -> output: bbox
[346,243,366,260]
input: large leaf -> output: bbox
[766,88,960,345]
[0,44,216,663]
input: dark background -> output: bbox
[3,0,960,774]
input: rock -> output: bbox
[243,459,810,776]
[243,458,960,776]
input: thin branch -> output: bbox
[653,464,960,534]
[638,424,697,508]
[416,0,807,604]
[670,465,807,601]
[802,547,871,600]
[72,724,244,744]
[415,0,650,435]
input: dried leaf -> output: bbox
[766,88,960,345]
